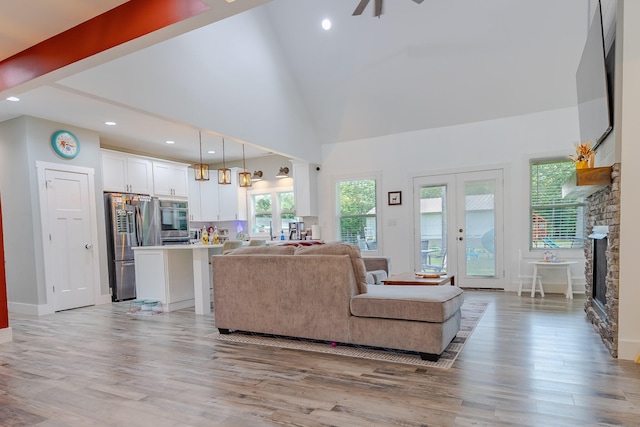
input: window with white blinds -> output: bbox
[530,160,585,249]
[337,178,378,252]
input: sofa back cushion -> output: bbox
[295,242,368,294]
[225,245,296,255]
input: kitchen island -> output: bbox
[132,244,227,315]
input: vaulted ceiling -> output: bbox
[0,0,607,164]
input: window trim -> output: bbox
[529,158,586,251]
[334,172,383,255]
[247,186,295,239]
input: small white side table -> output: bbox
[528,261,578,299]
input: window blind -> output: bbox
[530,160,585,249]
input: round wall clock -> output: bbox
[51,130,80,159]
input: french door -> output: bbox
[413,169,504,289]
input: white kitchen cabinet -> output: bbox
[187,169,202,221]
[218,167,247,221]
[153,161,189,199]
[101,150,153,194]
[292,161,318,217]
[187,168,219,221]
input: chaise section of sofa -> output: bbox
[350,285,463,358]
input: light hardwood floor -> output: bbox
[2,291,640,426]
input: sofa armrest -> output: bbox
[362,257,391,275]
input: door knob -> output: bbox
[459,228,463,233]
[85,243,93,249]
[458,237,463,241]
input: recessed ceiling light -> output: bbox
[166,140,175,144]
[105,121,116,126]
[208,150,216,154]
[6,96,19,102]
[322,19,332,30]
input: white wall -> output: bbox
[319,107,585,291]
[0,118,36,304]
[0,116,110,314]
[617,0,640,360]
[59,6,321,164]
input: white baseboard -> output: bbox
[9,294,112,316]
[0,327,12,344]
[95,294,112,305]
[164,298,195,312]
[8,301,54,316]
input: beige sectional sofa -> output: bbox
[212,242,464,361]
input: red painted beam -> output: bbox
[0,195,8,329]
[0,0,210,92]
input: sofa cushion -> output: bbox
[225,245,296,255]
[295,242,368,294]
[350,286,464,323]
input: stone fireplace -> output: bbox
[584,163,620,357]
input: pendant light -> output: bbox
[194,131,209,181]
[238,144,252,187]
[217,137,231,185]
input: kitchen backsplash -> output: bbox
[190,220,248,240]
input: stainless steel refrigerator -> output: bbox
[104,193,161,301]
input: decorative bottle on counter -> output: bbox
[201,228,208,244]
[280,231,285,241]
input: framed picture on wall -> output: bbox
[388,191,402,206]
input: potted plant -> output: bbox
[570,141,595,169]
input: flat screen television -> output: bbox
[575,0,613,150]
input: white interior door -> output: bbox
[45,169,96,311]
[414,169,504,289]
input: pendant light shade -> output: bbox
[239,144,252,187]
[217,137,231,185]
[194,131,209,181]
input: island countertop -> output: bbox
[132,243,227,250]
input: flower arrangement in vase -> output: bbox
[569,141,595,169]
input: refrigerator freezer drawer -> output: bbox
[113,260,136,301]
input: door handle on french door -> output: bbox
[85,243,93,249]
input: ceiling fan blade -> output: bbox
[352,0,370,16]
[374,0,382,17]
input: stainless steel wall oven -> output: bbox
[159,200,189,244]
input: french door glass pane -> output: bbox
[464,180,495,277]
[419,185,447,273]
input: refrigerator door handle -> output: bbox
[135,205,143,247]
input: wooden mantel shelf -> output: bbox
[562,166,612,199]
